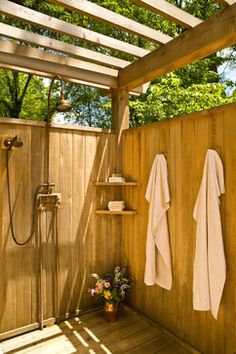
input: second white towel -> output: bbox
[193,149,226,319]
[144,154,172,290]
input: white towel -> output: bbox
[144,154,172,290]
[193,149,226,319]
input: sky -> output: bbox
[220,64,236,82]
[218,48,236,85]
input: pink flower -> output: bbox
[90,288,98,296]
[104,281,110,288]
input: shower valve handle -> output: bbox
[41,181,55,194]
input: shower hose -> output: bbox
[6,148,41,246]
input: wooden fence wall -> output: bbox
[0,119,120,338]
[121,103,236,354]
[1,103,236,353]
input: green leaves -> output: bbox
[62,85,111,128]
[129,73,235,127]
[0,69,48,120]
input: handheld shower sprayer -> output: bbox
[4,136,57,246]
[4,135,23,150]
[4,135,36,246]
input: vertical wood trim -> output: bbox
[111,88,129,172]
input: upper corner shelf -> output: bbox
[95,210,137,215]
[94,181,138,186]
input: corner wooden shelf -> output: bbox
[94,180,138,216]
[94,181,138,186]
[95,210,137,215]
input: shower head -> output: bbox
[4,135,23,149]
[56,92,72,112]
[47,76,72,121]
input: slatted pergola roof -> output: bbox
[0,0,236,95]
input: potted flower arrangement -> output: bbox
[88,266,132,322]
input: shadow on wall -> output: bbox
[57,131,122,316]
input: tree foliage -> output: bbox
[63,85,111,128]
[129,73,234,127]
[0,69,48,120]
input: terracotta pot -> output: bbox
[103,302,120,322]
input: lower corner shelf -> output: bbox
[95,210,137,215]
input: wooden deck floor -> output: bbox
[0,307,200,354]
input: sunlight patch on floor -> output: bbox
[1,333,77,354]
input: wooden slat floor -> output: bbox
[0,307,201,354]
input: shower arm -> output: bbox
[47,76,59,123]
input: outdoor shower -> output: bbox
[4,134,61,329]
[3,75,71,329]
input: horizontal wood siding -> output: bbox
[121,103,236,354]
[0,122,119,336]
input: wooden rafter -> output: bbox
[0,0,149,58]
[0,40,118,87]
[47,0,172,44]
[0,63,148,95]
[0,23,130,69]
[0,63,112,90]
[0,51,117,87]
[131,0,202,28]
[0,63,56,80]
[0,41,147,94]
[118,3,236,90]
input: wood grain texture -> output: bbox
[121,103,236,354]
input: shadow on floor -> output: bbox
[0,306,201,354]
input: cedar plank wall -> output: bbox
[121,103,236,354]
[0,120,120,336]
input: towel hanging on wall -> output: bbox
[193,149,226,319]
[144,154,172,290]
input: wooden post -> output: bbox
[111,88,129,172]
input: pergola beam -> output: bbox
[131,0,202,28]
[0,40,118,88]
[47,0,172,44]
[0,63,148,95]
[0,41,147,94]
[112,88,129,170]
[0,52,117,88]
[0,63,112,90]
[0,23,130,69]
[118,3,236,90]
[0,0,149,58]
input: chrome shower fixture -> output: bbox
[4,135,23,149]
